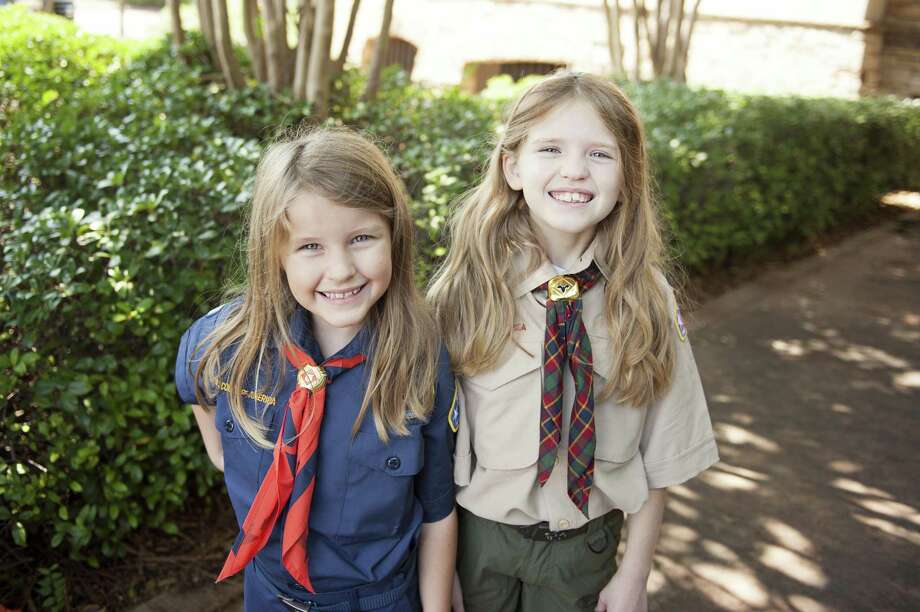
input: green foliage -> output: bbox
[624,80,920,267]
[1,7,919,608]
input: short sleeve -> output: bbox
[174,305,227,406]
[640,282,719,489]
[415,345,457,523]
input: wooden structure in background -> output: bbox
[460,60,566,93]
[362,36,418,79]
[862,0,920,97]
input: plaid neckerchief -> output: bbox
[216,345,365,592]
[536,262,603,517]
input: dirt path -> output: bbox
[650,212,920,611]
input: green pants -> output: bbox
[457,508,624,612]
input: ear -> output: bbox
[502,153,523,191]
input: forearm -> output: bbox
[618,488,667,580]
[418,508,457,611]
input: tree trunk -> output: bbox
[119,0,127,37]
[211,0,245,89]
[363,0,395,102]
[243,0,267,82]
[602,0,625,80]
[631,0,643,80]
[675,0,701,81]
[333,0,362,76]
[196,0,216,50]
[663,0,684,78]
[293,0,316,101]
[166,0,185,52]
[307,0,335,119]
[260,0,289,92]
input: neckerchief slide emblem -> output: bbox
[297,364,327,391]
[547,275,580,301]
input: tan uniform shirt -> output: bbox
[454,241,719,531]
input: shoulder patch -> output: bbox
[448,385,460,433]
[674,302,688,342]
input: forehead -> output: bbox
[285,191,387,237]
[526,98,616,146]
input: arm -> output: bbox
[419,508,457,612]
[191,404,224,472]
[595,488,667,612]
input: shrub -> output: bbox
[2,8,919,609]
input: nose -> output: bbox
[559,153,588,180]
[326,248,357,282]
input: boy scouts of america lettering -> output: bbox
[216,381,277,406]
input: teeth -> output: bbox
[321,286,363,299]
[551,191,592,203]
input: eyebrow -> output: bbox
[289,222,386,243]
[531,137,617,149]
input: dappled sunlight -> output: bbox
[668,498,700,520]
[831,344,909,369]
[787,594,833,612]
[759,544,828,588]
[693,562,770,609]
[702,539,740,563]
[714,423,780,453]
[893,370,920,390]
[854,498,920,527]
[669,483,701,501]
[718,463,768,482]
[880,190,920,211]
[760,518,814,555]
[698,470,760,492]
[852,514,920,546]
[828,459,863,474]
[831,478,893,499]
[829,402,852,414]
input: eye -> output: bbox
[538,146,560,154]
[352,234,374,244]
[298,242,321,252]
[590,150,613,159]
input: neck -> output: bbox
[535,228,596,271]
[311,317,361,359]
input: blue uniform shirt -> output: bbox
[174,303,456,597]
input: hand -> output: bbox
[594,570,648,612]
[451,571,465,612]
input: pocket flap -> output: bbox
[465,341,542,391]
[350,431,423,476]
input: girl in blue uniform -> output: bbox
[175,128,457,611]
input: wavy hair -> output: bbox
[193,127,439,446]
[428,71,675,407]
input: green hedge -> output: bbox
[2,5,919,609]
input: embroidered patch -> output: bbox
[674,303,688,342]
[217,381,276,406]
[448,385,460,433]
[513,322,527,332]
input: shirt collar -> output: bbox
[512,237,608,298]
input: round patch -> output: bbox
[448,386,460,433]
[675,303,688,342]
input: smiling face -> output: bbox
[281,191,392,351]
[503,98,623,252]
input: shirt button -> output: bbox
[558,519,571,530]
[386,456,401,471]
[224,419,234,433]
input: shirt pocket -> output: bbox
[590,333,644,466]
[463,340,543,470]
[338,430,424,542]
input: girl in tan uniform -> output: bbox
[429,72,719,612]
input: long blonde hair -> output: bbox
[193,127,439,446]
[428,71,675,407]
